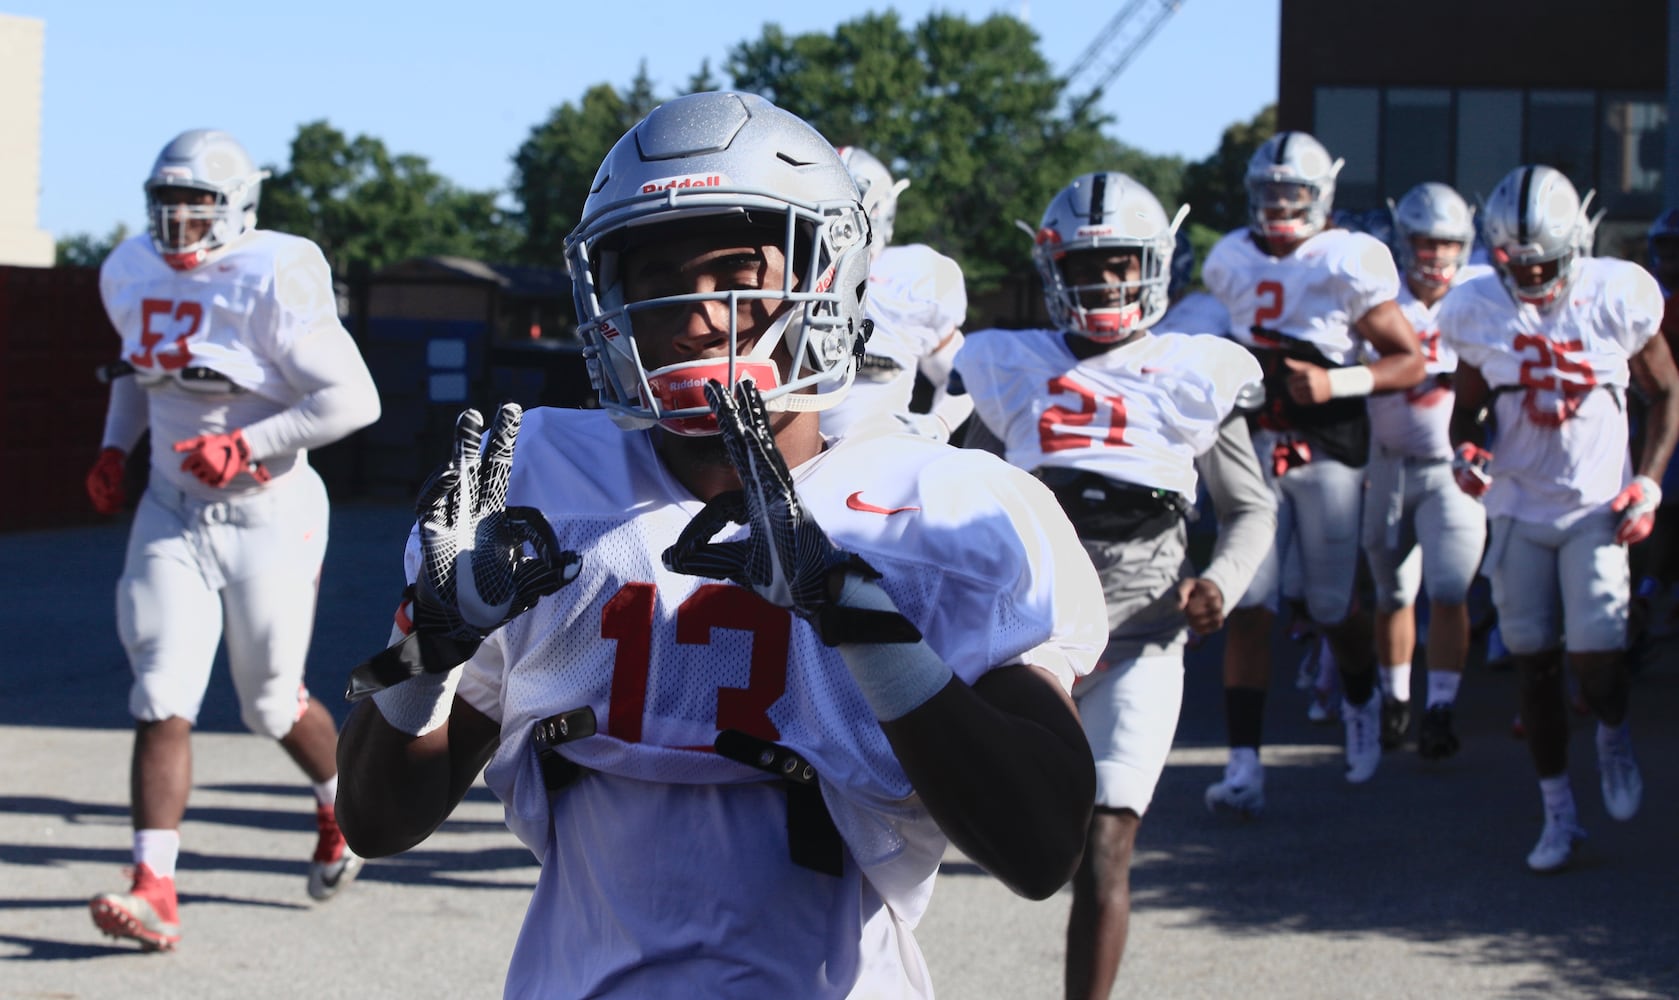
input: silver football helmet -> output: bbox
[566,92,872,435]
[144,129,269,270]
[1246,131,1343,245]
[1482,164,1582,308]
[1388,182,1476,289]
[837,146,909,261]
[1027,171,1188,341]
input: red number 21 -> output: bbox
[1039,375,1129,452]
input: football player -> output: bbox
[820,146,973,442]
[334,92,1107,997]
[953,172,1274,997]
[1360,182,1491,757]
[85,129,381,950]
[1201,131,1426,812]
[1442,164,1679,873]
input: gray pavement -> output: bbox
[3,501,1677,999]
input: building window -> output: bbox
[1525,90,1597,194]
[1455,90,1523,203]
[1313,86,1380,210]
[1383,89,1452,200]
[1599,93,1665,219]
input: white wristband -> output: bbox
[831,575,954,721]
[371,668,462,737]
[1326,365,1376,398]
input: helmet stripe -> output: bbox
[1275,132,1291,165]
[1088,173,1107,224]
[1516,166,1534,245]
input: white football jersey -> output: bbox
[1439,258,1662,525]
[100,232,347,499]
[1160,290,1231,337]
[954,328,1263,498]
[1203,228,1400,365]
[822,244,966,438]
[437,410,1104,997]
[1364,264,1492,459]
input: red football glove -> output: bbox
[1611,475,1662,545]
[1452,443,1493,497]
[86,447,128,515]
[173,428,270,488]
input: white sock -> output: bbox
[1229,746,1260,771]
[1539,775,1575,819]
[1596,720,1631,753]
[1379,663,1412,702]
[311,775,339,807]
[1426,671,1462,708]
[134,829,181,879]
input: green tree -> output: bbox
[260,121,518,277]
[55,223,130,267]
[1179,103,1276,236]
[725,12,1120,293]
[510,65,662,267]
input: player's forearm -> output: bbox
[100,375,148,453]
[1637,385,1679,482]
[336,698,488,857]
[1197,418,1277,602]
[1364,349,1427,394]
[241,379,381,460]
[879,664,1094,900]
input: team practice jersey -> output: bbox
[1203,228,1400,364]
[434,410,1104,997]
[823,244,966,438]
[1160,290,1232,337]
[953,328,1263,498]
[1440,258,1663,526]
[99,232,353,498]
[1364,265,1493,459]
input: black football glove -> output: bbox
[347,404,579,700]
[661,379,918,645]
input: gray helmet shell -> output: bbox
[566,92,872,433]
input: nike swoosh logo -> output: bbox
[846,491,920,516]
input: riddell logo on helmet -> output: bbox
[1074,225,1116,239]
[640,174,727,194]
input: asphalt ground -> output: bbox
[3,501,1677,999]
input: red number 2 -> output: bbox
[1254,280,1284,324]
[130,298,203,371]
[601,582,791,748]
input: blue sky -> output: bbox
[11,0,1278,239]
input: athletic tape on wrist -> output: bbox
[1326,365,1376,398]
[831,574,953,721]
[372,668,461,737]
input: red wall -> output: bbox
[0,265,120,532]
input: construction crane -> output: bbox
[1064,0,1185,117]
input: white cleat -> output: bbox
[1205,752,1265,818]
[1526,812,1586,873]
[1597,725,1643,822]
[1342,693,1382,784]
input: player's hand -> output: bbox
[173,428,271,487]
[412,404,580,645]
[1177,578,1226,635]
[347,405,580,701]
[86,447,127,515]
[663,379,919,645]
[893,411,951,444]
[1452,443,1493,498]
[1611,475,1662,545]
[1283,357,1332,405]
